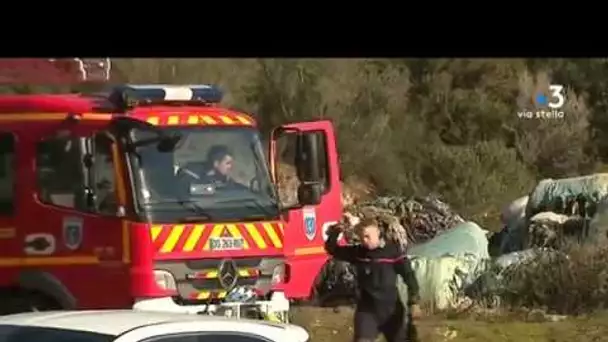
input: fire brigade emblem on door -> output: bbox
[303,207,316,241]
[218,259,238,291]
[62,217,83,250]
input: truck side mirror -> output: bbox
[295,132,322,183]
[297,182,323,206]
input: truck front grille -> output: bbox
[155,257,283,302]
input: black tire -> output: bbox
[0,290,61,315]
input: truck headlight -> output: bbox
[271,264,285,285]
[154,270,177,291]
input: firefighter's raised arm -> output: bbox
[324,223,358,262]
[394,254,421,306]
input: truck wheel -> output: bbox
[0,291,61,315]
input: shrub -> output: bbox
[498,243,608,315]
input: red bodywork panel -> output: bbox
[0,92,343,310]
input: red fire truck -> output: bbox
[0,84,343,319]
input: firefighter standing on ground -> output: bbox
[325,217,421,342]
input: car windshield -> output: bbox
[0,325,114,342]
[127,126,280,223]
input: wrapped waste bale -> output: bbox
[348,195,465,246]
[526,174,608,218]
[522,174,608,249]
[398,221,490,311]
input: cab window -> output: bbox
[35,133,120,215]
[93,133,118,215]
[36,136,85,209]
[0,133,14,215]
[275,131,330,208]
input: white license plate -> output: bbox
[210,237,244,250]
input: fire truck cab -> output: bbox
[0,85,343,320]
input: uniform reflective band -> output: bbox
[356,255,407,263]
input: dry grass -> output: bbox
[291,306,608,342]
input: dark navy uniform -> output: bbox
[325,229,420,342]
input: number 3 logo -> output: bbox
[548,84,565,109]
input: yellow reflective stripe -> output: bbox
[200,116,217,124]
[263,223,282,248]
[245,223,267,249]
[160,225,184,253]
[0,256,99,266]
[226,224,249,249]
[167,116,180,125]
[294,246,326,256]
[183,225,204,252]
[0,113,112,122]
[203,224,225,250]
[195,291,227,300]
[150,225,163,241]
[187,115,199,124]
[219,115,235,124]
[235,115,252,125]
[147,117,159,125]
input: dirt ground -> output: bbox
[290,306,608,342]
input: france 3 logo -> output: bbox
[518,84,566,120]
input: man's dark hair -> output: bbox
[207,145,232,163]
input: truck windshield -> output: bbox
[127,126,280,223]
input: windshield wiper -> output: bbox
[143,199,213,221]
[222,214,273,222]
[179,215,213,223]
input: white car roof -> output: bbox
[0,310,308,342]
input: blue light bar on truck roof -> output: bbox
[106,84,224,110]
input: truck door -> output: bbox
[24,130,131,309]
[270,120,343,299]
